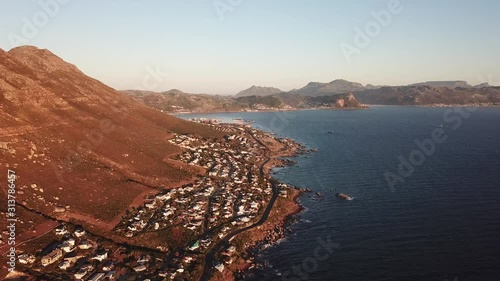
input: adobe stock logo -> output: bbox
[8,0,71,47]
[281,235,340,281]
[384,107,477,192]
[213,0,243,21]
[340,0,409,63]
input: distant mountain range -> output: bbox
[123,89,364,113]
[125,79,499,112]
[236,79,494,97]
[237,92,363,109]
[409,81,473,88]
[354,85,500,106]
[408,80,494,89]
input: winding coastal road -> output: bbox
[199,129,279,281]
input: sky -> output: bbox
[1,0,500,95]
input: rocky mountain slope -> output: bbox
[354,85,500,106]
[0,46,223,232]
[272,92,362,109]
[124,90,365,112]
[232,79,499,106]
[290,79,367,96]
[123,89,245,112]
[235,85,283,97]
[409,80,472,88]
[126,77,500,111]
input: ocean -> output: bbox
[178,107,500,281]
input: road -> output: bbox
[199,129,279,281]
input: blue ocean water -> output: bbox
[179,107,500,281]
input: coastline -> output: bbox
[207,125,311,281]
[171,106,368,116]
[169,103,500,116]
[6,119,310,281]
[11,108,499,280]
[355,104,500,108]
[222,188,304,281]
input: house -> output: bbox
[280,190,288,198]
[158,270,169,277]
[137,255,150,263]
[41,248,63,266]
[87,272,105,281]
[61,240,76,253]
[61,245,75,253]
[63,252,80,264]
[18,254,35,264]
[74,227,86,237]
[237,205,246,216]
[224,257,235,265]
[162,210,174,217]
[81,263,94,271]
[104,271,116,280]
[167,272,177,280]
[55,225,68,235]
[214,262,225,273]
[188,241,200,251]
[92,249,108,261]
[74,268,88,280]
[64,237,76,246]
[102,260,115,271]
[239,216,251,223]
[133,264,147,272]
[58,260,71,270]
[226,245,236,254]
[145,201,156,209]
[79,240,93,250]
[156,193,171,201]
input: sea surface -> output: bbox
[178,107,500,281]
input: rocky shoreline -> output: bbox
[221,133,314,281]
[233,187,307,281]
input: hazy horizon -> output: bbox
[2,0,500,95]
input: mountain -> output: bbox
[474,82,491,88]
[123,89,245,112]
[125,90,365,112]
[285,79,499,106]
[409,80,472,88]
[291,79,367,96]
[0,46,223,235]
[268,92,362,109]
[235,85,283,97]
[125,78,500,112]
[354,85,500,106]
[366,84,383,90]
[223,92,364,109]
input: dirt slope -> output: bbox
[0,46,223,228]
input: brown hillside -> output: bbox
[0,46,223,230]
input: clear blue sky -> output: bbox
[1,0,500,94]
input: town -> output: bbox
[10,120,303,281]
